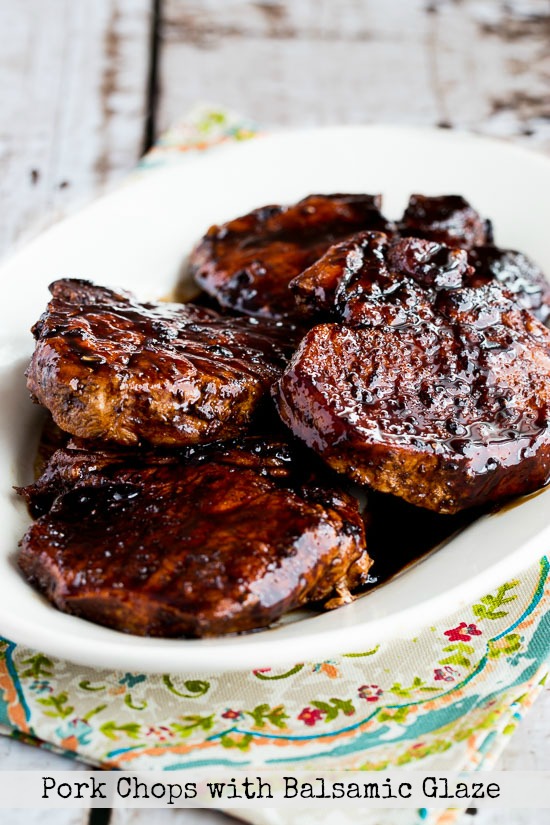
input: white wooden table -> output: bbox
[1,1,549,823]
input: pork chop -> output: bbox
[291,230,550,329]
[468,245,550,323]
[189,194,395,320]
[18,436,370,637]
[276,274,550,513]
[291,231,471,325]
[27,279,296,447]
[398,194,492,249]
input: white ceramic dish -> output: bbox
[1,125,550,673]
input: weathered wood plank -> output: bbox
[0,0,151,258]
[158,0,439,130]
[425,0,550,145]
[158,0,550,152]
[0,737,90,824]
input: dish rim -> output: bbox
[1,123,549,673]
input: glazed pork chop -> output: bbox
[27,279,296,447]
[468,245,550,323]
[291,231,471,324]
[398,194,492,249]
[18,436,370,637]
[189,194,395,320]
[398,196,550,320]
[276,236,550,513]
[292,230,550,326]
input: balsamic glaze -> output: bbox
[363,490,483,588]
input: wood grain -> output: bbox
[158,0,550,151]
[0,0,151,258]
[0,733,90,825]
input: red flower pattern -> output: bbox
[434,666,459,682]
[222,709,243,720]
[145,725,173,741]
[444,622,482,642]
[297,707,324,726]
[358,684,383,702]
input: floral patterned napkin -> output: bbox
[1,106,549,825]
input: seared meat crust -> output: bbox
[291,232,471,325]
[468,246,550,323]
[399,194,492,249]
[18,437,370,637]
[292,231,550,329]
[276,242,550,513]
[27,279,295,447]
[189,194,395,320]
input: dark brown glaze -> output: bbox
[26,279,298,448]
[292,231,550,329]
[363,491,482,585]
[189,194,395,320]
[399,194,492,249]
[467,246,550,323]
[18,436,370,637]
[291,232,471,325]
[274,284,550,514]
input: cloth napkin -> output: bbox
[1,105,549,825]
